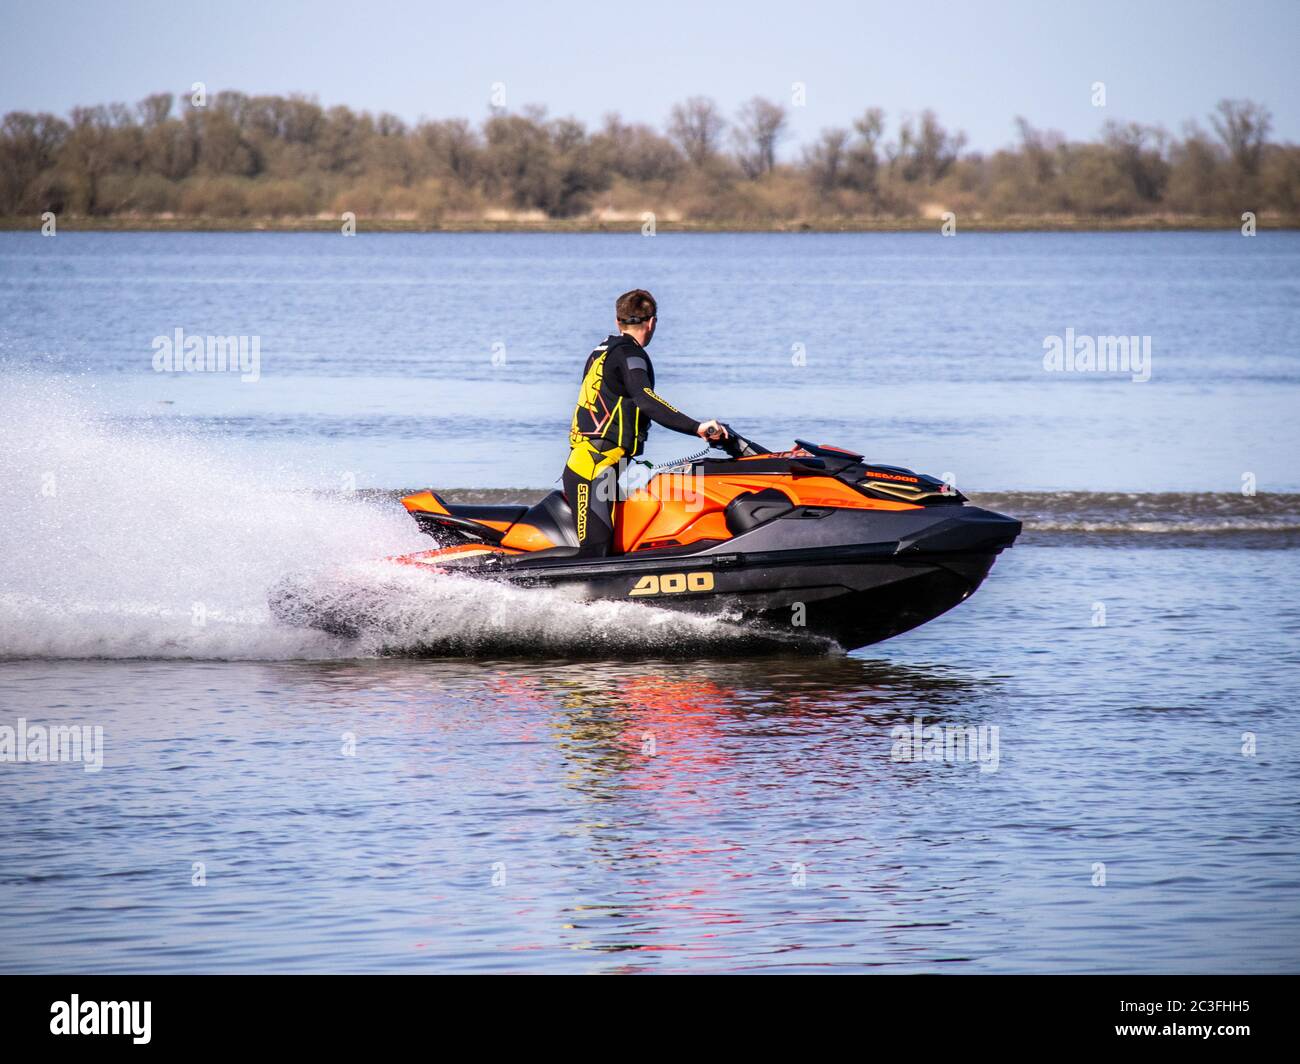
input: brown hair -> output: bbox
[616,289,657,325]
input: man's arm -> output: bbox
[622,356,702,436]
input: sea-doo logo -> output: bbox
[576,484,588,539]
[629,572,714,596]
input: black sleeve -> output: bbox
[621,353,702,436]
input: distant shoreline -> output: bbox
[3,214,1294,234]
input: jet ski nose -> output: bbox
[895,507,1022,555]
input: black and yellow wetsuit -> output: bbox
[563,332,701,556]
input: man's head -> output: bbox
[615,289,657,346]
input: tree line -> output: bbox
[0,91,1294,224]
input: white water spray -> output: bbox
[0,377,790,659]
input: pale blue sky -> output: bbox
[2,0,1296,153]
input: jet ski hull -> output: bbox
[268,434,1022,653]
[424,505,1019,650]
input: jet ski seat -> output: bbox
[520,490,580,549]
[444,503,530,525]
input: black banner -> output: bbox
[2,974,1287,1050]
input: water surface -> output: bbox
[1,232,1297,972]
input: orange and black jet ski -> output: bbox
[271,429,1020,651]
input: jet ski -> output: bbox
[269,429,1020,651]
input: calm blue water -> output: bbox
[1,232,1298,972]
[3,230,1298,491]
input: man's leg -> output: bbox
[563,445,622,557]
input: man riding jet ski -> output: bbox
[267,289,1021,651]
[564,288,728,556]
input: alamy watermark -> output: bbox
[152,327,261,382]
[612,466,709,511]
[891,716,1000,773]
[0,718,103,773]
[1042,328,1151,382]
[50,995,150,1044]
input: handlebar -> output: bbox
[713,424,767,458]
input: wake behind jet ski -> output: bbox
[269,428,1021,652]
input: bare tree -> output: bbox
[597,115,684,182]
[1210,99,1272,176]
[1103,120,1169,201]
[480,108,608,217]
[805,128,850,191]
[843,107,885,191]
[2,88,1291,224]
[61,106,121,213]
[136,93,173,128]
[418,118,481,184]
[916,110,966,181]
[1014,116,1064,184]
[0,111,69,213]
[891,109,966,182]
[733,96,787,178]
[667,96,726,167]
